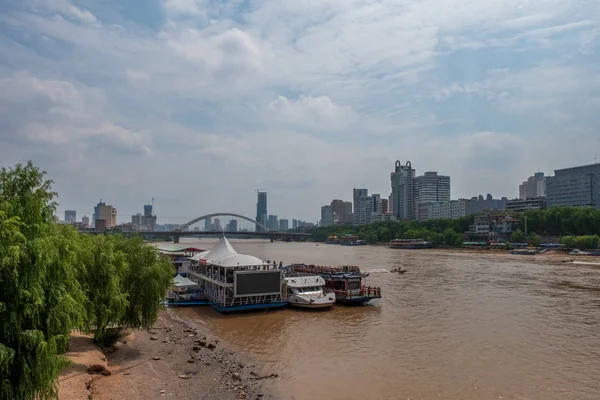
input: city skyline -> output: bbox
[2,1,600,223]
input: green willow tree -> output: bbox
[1,161,174,399]
[0,162,84,400]
[116,237,173,330]
[78,235,129,343]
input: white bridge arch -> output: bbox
[178,213,270,232]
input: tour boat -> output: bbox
[338,235,367,246]
[284,275,336,309]
[187,236,287,313]
[325,235,340,244]
[285,264,381,305]
[388,239,432,249]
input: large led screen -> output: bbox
[234,271,282,296]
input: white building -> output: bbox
[353,188,373,226]
[415,171,451,204]
[417,199,467,221]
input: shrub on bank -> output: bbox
[560,235,600,250]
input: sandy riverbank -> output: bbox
[58,309,277,400]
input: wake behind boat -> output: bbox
[284,275,336,309]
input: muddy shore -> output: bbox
[58,309,278,400]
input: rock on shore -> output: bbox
[58,309,277,400]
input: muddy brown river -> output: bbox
[175,239,600,400]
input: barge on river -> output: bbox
[286,264,381,305]
[187,236,287,313]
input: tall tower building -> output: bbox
[256,191,267,231]
[321,205,333,227]
[391,160,416,220]
[415,172,451,204]
[353,188,373,226]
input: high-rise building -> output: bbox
[391,160,416,220]
[372,194,382,213]
[292,219,298,229]
[330,199,351,225]
[256,191,267,231]
[546,163,600,207]
[141,204,157,230]
[321,205,333,227]
[94,201,116,229]
[204,217,212,231]
[381,198,389,214]
[226,219,238,232]
[82,215,90,226]
[279,219,289,231]
[519,172,546,199]
[353,188,373,226]
[213,218,222,231]
[415,171,450,204]
[388,193,393,215]
[267,215,278,231]
[64,210,76,223]
[131,213,143,225]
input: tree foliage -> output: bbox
[311,216,473,246]
[0,162,174,400]
[522,206,600,236]
[510,229,526,243]
[560,235,600,250]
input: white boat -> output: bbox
[284,275,336,309]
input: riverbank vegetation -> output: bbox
[0,162,173,400]
[521,207,600,236]
[310,216,473,245]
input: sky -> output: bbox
[1,0,599,224]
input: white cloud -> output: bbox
[125,68,150,81]
[1,0,600,221]
[163,0,205,16]
[37,0,97,24]
[0,73,151,155]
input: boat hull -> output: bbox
[163,299,209,307]
[336,296,379,305]
[210,301,288,313]
[287,294,336,309]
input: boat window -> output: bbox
[348,281,360,290]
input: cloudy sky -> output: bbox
[1,0,599,224]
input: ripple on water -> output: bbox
[173,240,600,400]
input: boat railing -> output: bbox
[291,264,362,274]
[327,286,381,299]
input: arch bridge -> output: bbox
[178,212,269,232]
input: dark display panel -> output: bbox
[235,271,282,296]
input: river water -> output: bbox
[174,239,600,400]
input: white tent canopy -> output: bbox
[172,274,198,287]
[191,236,267,267]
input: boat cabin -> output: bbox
[284,276,327,297]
